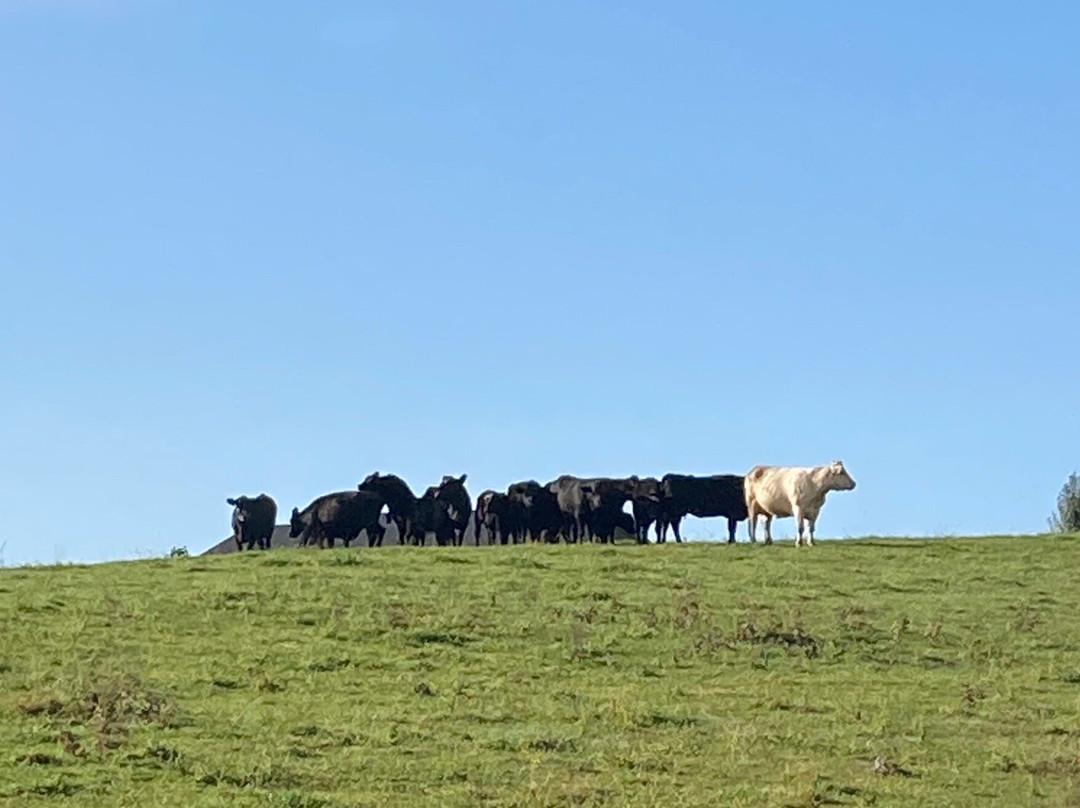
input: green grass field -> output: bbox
[2,536,1079,807]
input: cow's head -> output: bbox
[440,474,467,487]
[633,477,662,502]
[827,461,856,491]
[359,472,380,489]
[289,507,304,538]
[507,481,537,508]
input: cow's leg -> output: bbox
[794,506,805,547]
[671,517,683,543]
[747,505,757,543]
[763,515,773,545]
[806,512,817,546]
[727,517,737,544]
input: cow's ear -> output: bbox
[227,498,237,506]
[291,507,299,518]
[459,474,467,484]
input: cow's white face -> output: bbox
[828,461,856,491]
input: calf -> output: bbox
[227,494,277,551]
[658,474,747,543]
[475,490,520,545]
[629,477,663,544]
[745,461,856,546]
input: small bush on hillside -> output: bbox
[1049,472,1080,533]
[168,546,190,558]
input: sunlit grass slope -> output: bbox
[2,536,1079,807]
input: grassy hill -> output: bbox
[2,536,1079,807]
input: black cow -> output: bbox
[629,477,663,544]
[581,478,636,544]
[657,474,748,543]
[289,491,384,549]
[227,494,277,551]
[547,475,592,542]
[403,487,456,547]
[358,472,417,547]
[507,480,563,543]
[432,474,472,546]
[475,490,520,545]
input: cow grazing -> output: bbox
[433,474,472,546]
[657,474,748,543]
[613,511,637,540]
[507,480,563,543]
[475,490,519,545]
[629,477,663,544]
[227,494,277,551]
[358,472,417,547]
[289,491,384,549]
[744,461,856,546]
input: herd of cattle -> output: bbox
[226,462,857,551]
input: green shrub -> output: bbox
[1049,472,1080,533]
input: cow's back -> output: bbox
[661,473,748,520]
[744,466,807,516]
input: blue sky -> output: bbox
[2,2,1077,563]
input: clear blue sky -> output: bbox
[2,2,1077,564]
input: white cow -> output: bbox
[744,461,856,546]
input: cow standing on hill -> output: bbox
[744,461,856,546]
[548,475,593,542]
[629,478,663,544]
[582,478,636,544]
[227,494,277,551]
[357,472,417,547]
[433,474,472,546]
[657,474,748,543]
[475,490,519,545]
[507,480,563,543]
[289,491,384,549]
[404,487,456,547]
